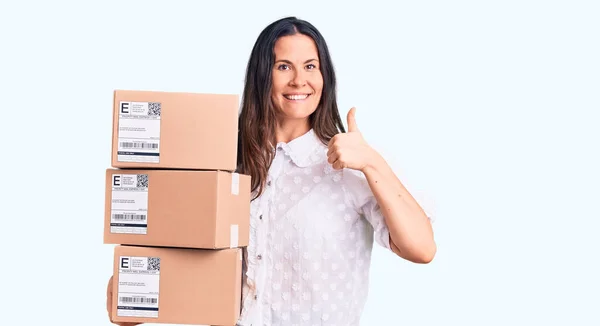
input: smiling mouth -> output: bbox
[283,94,311,100]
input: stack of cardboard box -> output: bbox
[104,90,250,325]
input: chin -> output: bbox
[282,107,317,120]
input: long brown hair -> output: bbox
[236,16,345,200]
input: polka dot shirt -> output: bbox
[237,129,393,326]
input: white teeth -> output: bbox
[285,94,309,100]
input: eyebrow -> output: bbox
[275,58,319,64]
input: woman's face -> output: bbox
[271,34,324,122]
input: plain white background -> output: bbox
[1,0,598,325]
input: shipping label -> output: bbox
[117,256,161,318]
[117,101,161,163]
[110,174,149,234]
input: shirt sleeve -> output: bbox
[342,168,392,250]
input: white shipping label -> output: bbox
[117,256,161,318]
[111,174,149,234]
[117,101,161,163]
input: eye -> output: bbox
[306,64,317,70]
[277,64,291,70]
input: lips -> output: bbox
[283,93,311,100]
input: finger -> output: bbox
[332,153,346,169]
[327,142,339,157]
[327,134,339,156]
[347,107,359,132]
[327,151,338,165]
[332,159,345,170]
[107,276,113,316]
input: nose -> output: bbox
[289,69,307,87]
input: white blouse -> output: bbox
[237,129,394,326]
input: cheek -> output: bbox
[315,83,324,95]
[310,76,324,94]
[271,85,285,102]
[271,73,286,96]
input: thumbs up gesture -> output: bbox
[327,107,376,171]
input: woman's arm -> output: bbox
[327,107,436,263]
[362,150,436,263]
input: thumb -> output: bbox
[347,107,359,132]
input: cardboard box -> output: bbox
[111,245,242,325]
[104,169,250,249]
[111,89,239,170]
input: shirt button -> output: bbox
[257,254,262,260]
[267,180,272,186]
[254,294,258,300]
[259,214,263,220]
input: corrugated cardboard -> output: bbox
[111,89,239,170]
[104,169,250,249]
[111,245,242,326]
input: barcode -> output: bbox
[148,102,161,116]
[113,214,147,221]
[137,174,149,188]
[148,257,160,271]
[119,297,157,304]
[120,142,158,149]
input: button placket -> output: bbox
[254,179,272,321]
[251,147,285,326]
[263,170,280,325]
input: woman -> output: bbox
[235,16,435,325]
[107,16,435,326]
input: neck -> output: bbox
[275,117,311,144]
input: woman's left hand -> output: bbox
[327,107,378,171]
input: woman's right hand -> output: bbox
[106,275,142,326]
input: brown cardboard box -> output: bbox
[104,168,250,249]
[111,89,239,170]
[111,245,242,325]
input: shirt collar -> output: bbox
[275,129,321,168]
